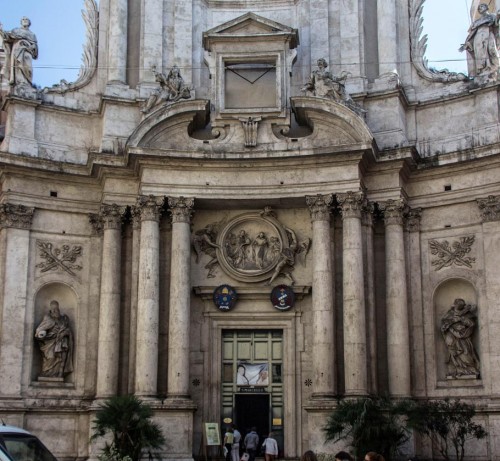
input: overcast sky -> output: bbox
[1,0,473,89]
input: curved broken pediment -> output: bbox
[126,96,374,156]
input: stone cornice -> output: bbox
[306,194,333,222]
[0,203,35,229]
[168,197,194,224]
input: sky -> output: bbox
[1,0,473,89]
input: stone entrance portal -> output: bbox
[235,394,270,439]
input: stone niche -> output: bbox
[32,283,77,385]
[434,279,480,384]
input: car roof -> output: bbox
[0,426,31,435]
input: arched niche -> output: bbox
[32,283,77,383]
[434,278,480,382]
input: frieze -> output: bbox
[0,203,35,229]
[36,240,83,277]
[429,236,476,271]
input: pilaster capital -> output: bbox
[405,207,422,232]
[306,194,334,222]
[477,195,500,222]
[137,195,165,222]
[89,213,103,235]
[0,203,35,229]
[361,201,375,227]
[130,205,142,230]
[379,198,407,226]
[168,196,195,224]
[100,204,127,230]
[337,191,365,220]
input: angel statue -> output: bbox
[193,223,220,278]
[267,227,311,285]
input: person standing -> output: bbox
[244,427,259,461]
[223,427,234,461]
[262,432,278,461]
[231,425,241,461]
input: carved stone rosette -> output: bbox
[380,199,407,226]
[405,208,422,232]
[337,191,365,219]
[100,204,127,229]
[306,194,334,222]
[137,195,165,222]
[168,197,194,223]
[0,203,35,229]
[477,195,500,222]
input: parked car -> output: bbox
[0,425,57,461]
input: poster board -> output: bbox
[204,422,221,446]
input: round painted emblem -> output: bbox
[213,284,238,311]
[270,285,295,311]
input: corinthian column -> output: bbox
[135,195,164,397]
[167,197,194,399]
[0,204,34,397]
[380,199,411,397]
[108,0,128,83]
[95,204,126,398]
[337,191,367,396]
[306,194,335,399]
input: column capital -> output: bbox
[137,195,165,222]
[361,201,375,227]
[477,195,500,222]
[130,205,142,230]
[0,203,35,230]
[168,196,195,224]
[405,207,422,232]
[380,198,407,226]
[306,194,334,222]
[89,213,103,236]
[337,191,366,219]
[100,204,127,230]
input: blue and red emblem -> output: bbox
[270,285,295,311]
[213,284,238,311]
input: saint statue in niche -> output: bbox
[459,3,500,84]
[34,300,73,381]
[440,298,480,379]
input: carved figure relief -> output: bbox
[192,209,311,283]
[429,236,476,271]
[0,17,38,91]
[441,298,480,379]
[34,300,74,381]
[301,58,364,115]
[141,65,192,114]
[36,240,83,277]
[459,3,500,84]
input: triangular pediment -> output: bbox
[203,13,299,50]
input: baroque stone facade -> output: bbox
[1,1,500,460]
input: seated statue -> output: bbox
[141,65,192,113]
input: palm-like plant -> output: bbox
[323,397,410,461]
[91,395,166,461]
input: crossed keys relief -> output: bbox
[36,240,83,277]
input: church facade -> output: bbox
[1,0,500,460]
